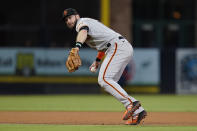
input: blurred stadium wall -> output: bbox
[0,0,196,94]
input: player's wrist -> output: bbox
[75,42,83,48]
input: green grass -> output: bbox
[0,124,197,131]
[0,94,197,131]
[0,94,196,112]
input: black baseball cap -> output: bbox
[62,8,78,21]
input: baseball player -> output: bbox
[63,8,147,125]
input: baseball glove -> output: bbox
[66,48,82,72]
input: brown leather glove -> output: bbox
[66,48,82,72]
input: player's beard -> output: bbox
[67,16,78,30]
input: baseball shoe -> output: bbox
[125,110,147,125]
[122,101,141,120]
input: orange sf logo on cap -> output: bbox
[64,10,67,16]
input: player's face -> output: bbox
[65,15,77,29]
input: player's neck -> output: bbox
[73,17,80,29]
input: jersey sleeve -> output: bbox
[76,19,89,32]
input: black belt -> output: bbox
[119,36,124,39]
[106,36,124,47]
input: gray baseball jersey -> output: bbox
[76,18,121,51]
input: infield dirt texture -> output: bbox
[0,95,197,126]
[0,111,197,125]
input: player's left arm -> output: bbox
[89,51,105,73]
[65,25,89,73]
[75,29,88,46]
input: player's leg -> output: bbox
[113,55,146,119]
[113,60,128,83]
[98,42,137,108]
[98,41,146,121]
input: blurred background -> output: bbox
[0,0,196,95]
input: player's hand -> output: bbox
[66,48,81,72]
[89,61,100,73]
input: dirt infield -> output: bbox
[0,111,197,125]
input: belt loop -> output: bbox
[119,36,124,39]
[107,43,111,47]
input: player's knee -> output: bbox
[98,76,105,87]
[98,75,110,87]
[98,76,112,88]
